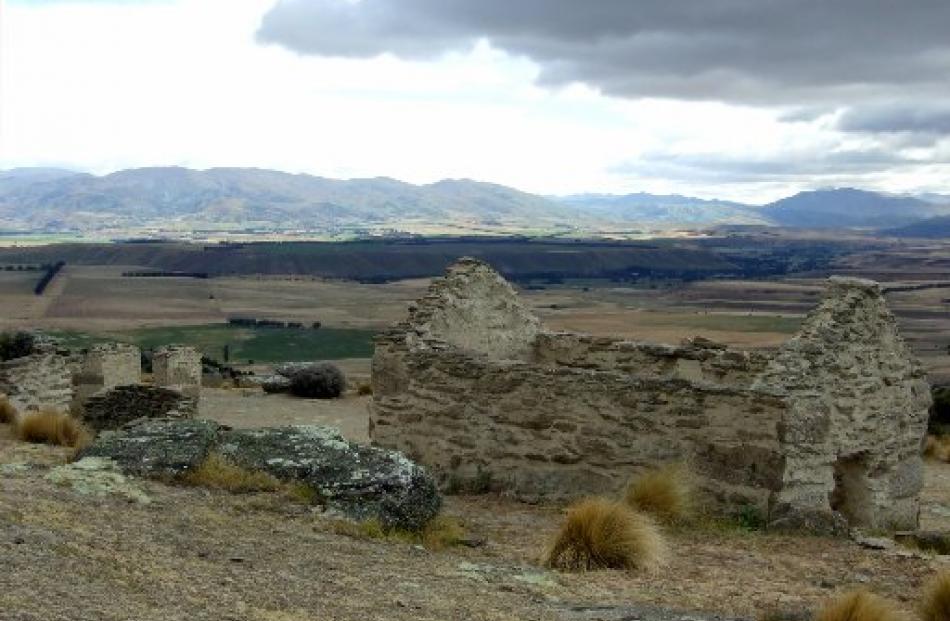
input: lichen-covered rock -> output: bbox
[217,425,441,531]
[45,457,151,505]
[78,418,221,478]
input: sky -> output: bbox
[1,0,949,203]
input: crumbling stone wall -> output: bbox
[82,343,141,388]
[153,346,202,397]
[73,343,142,413]
[82,385,197,431]
[0,348,73,412]
[370,258,930,531]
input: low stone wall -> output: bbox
[81,384,197,431]
[0,352,73,412]
[371,342,787,510]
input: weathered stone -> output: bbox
[0,351,73,412]
[81,343,141,389]
[217,425,441,531]
[153,345,202,390]
[81,384,197,431]
[45,457,151,505]
[78,418,221,478]
[370,258,930,532]
[261,375,293,393]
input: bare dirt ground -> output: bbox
[3,397,950,621]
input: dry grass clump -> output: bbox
[545,497,667,571]
[356,382,373,396]
[0,394,18,424]
[816,590,903,621]
[329,514,466,550]
[15,407,91,448]
[183,453,282,493]
[921,571,950,621]
[924,435,950,462]
[624,463,693,523]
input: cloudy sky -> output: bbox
[1,0,949,203]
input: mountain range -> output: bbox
[0,166,948,235]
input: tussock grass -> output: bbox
[0,394,18,425]
[356,382,373,396]
[921,571,950,621]
[183,453,282,493]
[15,407,91,448]
[624,463,693,524]
[924,436,950,462]
[329,515,467,550]
[816,591,903,621]
[545,497,667,572]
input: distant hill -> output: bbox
[881,215,950,238]
[554,192,767,226]
[0,167,580,232]
[764,188,943,228]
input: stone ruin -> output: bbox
[370,257,932,531]
[153,345,202,397]
[0,337,202,431]
[0,338,73,412]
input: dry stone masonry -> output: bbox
[72,343,142,414]
[153,345,202,398]
[81,384,197,431]
[370,258,931,532]
[0,340,73,412]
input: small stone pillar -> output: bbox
[153,346,202,398]
[82,343,141,388]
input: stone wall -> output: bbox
[0,351,73,412]
[153,346,202,397]
[81,385,197,431]
[82,343,141,388]
[370,258,931,531]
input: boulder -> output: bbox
[78,418,221,478]
[77,419,442,531]
[217,425,441,531]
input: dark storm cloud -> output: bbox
[257,0,950,104]
[837,104,950,135]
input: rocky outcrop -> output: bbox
[217,426,440,530]
[79,418,441,531]
[370,258,931,531]
[81,384,197,431]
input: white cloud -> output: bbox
[0,0,947,203]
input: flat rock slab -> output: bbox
[558,604,751,621]
[217,425,441,531]
[78,418,220,478]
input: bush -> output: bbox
[183,453,282,493]
[15,407,91,448]
[289,363,346,399]
[816,591,901,621]
[0,331,35,361]
[356,382,373,396]
[624,463,693,524]
[0,395,18,424]
[921,571,950,621]
[545,497,667,571]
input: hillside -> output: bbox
[764,188,944,228]
[555,192,766,226]
[881,215,950,238]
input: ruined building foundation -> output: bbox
[370,258,932,531]
[153,346,202,398]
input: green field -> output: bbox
[48,324,376,363]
